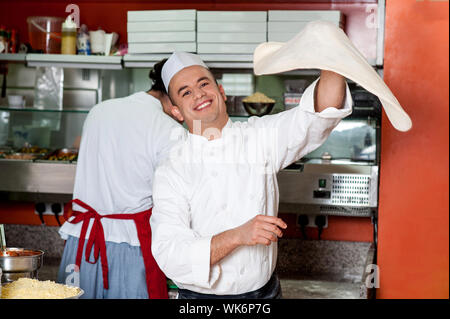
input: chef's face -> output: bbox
[168,65,228,132]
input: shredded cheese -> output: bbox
[1,278,81,299]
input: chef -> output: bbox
[57,59,183,299]
[150,49,352,299]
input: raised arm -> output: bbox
[314,70,347,112]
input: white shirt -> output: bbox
[59,92,182,246]
[150,78,353,295]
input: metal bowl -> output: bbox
[0,248,44,273]
[242,102,275,116]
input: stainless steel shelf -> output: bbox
[0,53,27,62]
[123,53,254,69]
[1,53,380,71]
[0,107,90,113]
[26,54,123,69]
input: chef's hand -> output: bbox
[237,215,287,246]
[210,215,287,266]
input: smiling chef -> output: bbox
[148,23,358,298]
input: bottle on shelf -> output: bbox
[61,16,77,55]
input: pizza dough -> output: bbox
[253,21,412,132]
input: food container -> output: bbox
[27,16,64,53]
[284,92,303,110]
[242,102,275,116]
[0,248,44,283]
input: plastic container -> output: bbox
[27,16,64,53]
[61,16,77,54]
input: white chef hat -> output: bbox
[162,51,209,93]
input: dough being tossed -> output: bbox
[253,20,412,132]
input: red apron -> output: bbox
[63,199,168,299]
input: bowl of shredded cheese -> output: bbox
[1,278,84,299]
[242,92,276,116]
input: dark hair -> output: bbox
[149,58,167,94]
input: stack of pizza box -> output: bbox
[127,9,197,54]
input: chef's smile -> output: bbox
[194,100,212,111]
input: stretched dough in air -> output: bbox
[253,21,412,132]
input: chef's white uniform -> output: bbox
[150,78,353,295]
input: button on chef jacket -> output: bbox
[59,92,182,246]
[150,78,353,295]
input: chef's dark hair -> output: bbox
[149,58,167,94]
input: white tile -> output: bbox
[127,9,196,22]
[128,42,197,54]
[197,11,267,22]
[197,32,266,43]
[127,21,196,32]
[128,31,196,43]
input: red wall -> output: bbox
[378,0,449,299]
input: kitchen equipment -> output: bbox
[242,101,275,116]
[7,95,25,108]
[27,16,64,53]
[0,224,6,254]
[89,29,105,54]
[0,248,44,283]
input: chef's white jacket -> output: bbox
[59,92,182,246]
[150,78,353,295]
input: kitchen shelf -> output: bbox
[26,54,123,69]
[0,53,27,63]
[1,53,380,72]
[123,53,254,69]
[0,107,89,113]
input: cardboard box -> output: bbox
[197,43,260,54]
[197,32,266,43]
[128,32,196,43]
[127,10,196,22]
[268,32,299,42]
[128,42,197,54]
[197,11,267,22]
[127,21,196,32]
[197,22,266,33]
[268,10,343,22]
[268,21,340,33]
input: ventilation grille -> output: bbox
[331,174,371,206]
[319,205,371,217]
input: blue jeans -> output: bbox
[177,273,282,299]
